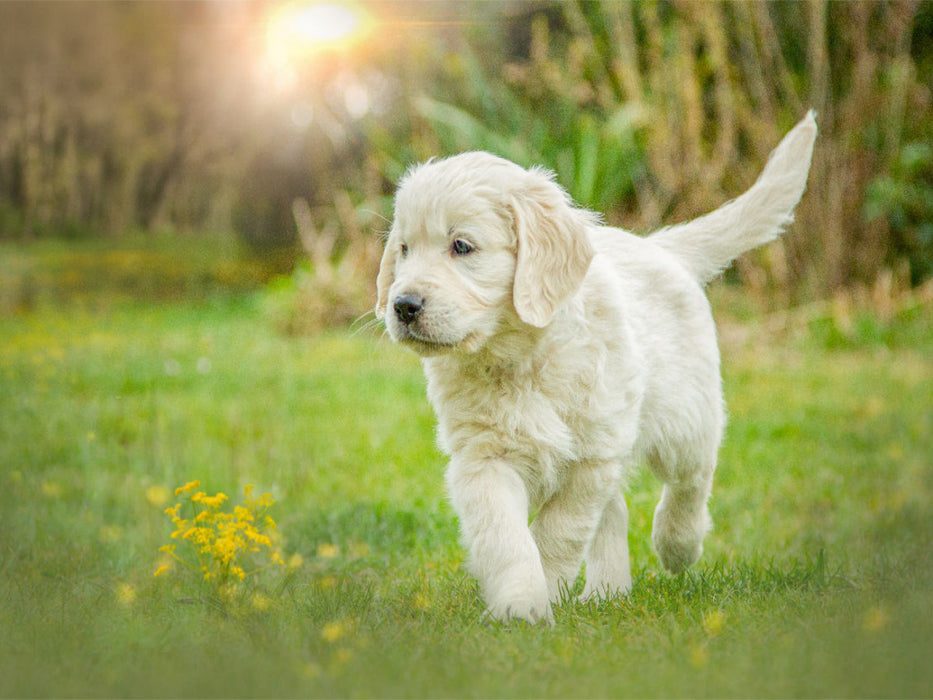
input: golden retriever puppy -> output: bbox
[376,112,817,623]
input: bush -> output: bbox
[261,194,383,336]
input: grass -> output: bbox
[1,240,931,698]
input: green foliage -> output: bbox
[0,233,271,314]
[3,1,933,308]
[261,263,373,336]
[864,141,933,284]
[396,25,645,219]
[1,241,931,697]
[368,1,933,298]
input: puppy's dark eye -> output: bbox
[400,243,409,258]
[451,239,474,256]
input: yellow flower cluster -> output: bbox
[156,481,284,586]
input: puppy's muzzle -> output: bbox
[393,293,425,325]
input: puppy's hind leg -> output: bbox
[652,475,713,574]
[649,439,718,575]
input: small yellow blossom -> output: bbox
[251,593,273,611]
[116,583,137,606]
[317,543,339,559]
[41,481,62,498]
[321,621,346,643]
[174,480,201,496]
[688,643,709,669]
[146,485,170,508]
[154,564,171,578]
[702,609,727,636]
[193,491,228,509]
[863,605,889,632]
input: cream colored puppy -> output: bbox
[376,113,817,624]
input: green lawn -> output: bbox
[1,241,931,697]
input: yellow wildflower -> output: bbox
[41,481,62,498]
[245,530,272,547]
[156,479,287,592]
[317,543,339,559]
[702,609,727,636]
[154,564,171,578]
[212,536,237,563]
[115,583,137,606]
[175,480,200,496]
[251,593,273,611]
[146,485,170,507]
[863,606,889,632]
[194,492,228,509]
[321,621,346,643]
[234,505,254,522]
[688,643,709,669]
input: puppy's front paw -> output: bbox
[484,578,554,625]
[484,599,554,626]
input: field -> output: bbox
[1,239,931,698]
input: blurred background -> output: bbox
[1,0,931,329]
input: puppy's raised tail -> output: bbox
[650,111,817,285]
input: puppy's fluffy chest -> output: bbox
[422,311,642,503]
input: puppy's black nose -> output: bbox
[393,294,424,324]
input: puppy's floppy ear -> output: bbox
[375,234,398,320]
[511,167,598,327]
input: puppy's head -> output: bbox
[376,152,598,355]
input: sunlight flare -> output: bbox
[266,2,373,61]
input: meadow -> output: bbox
[1,239,931,698]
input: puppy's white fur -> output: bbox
[376,113,817,623]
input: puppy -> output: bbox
[376,112,817,623]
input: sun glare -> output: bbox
[292,4,359,44]
[267,2,373,58]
